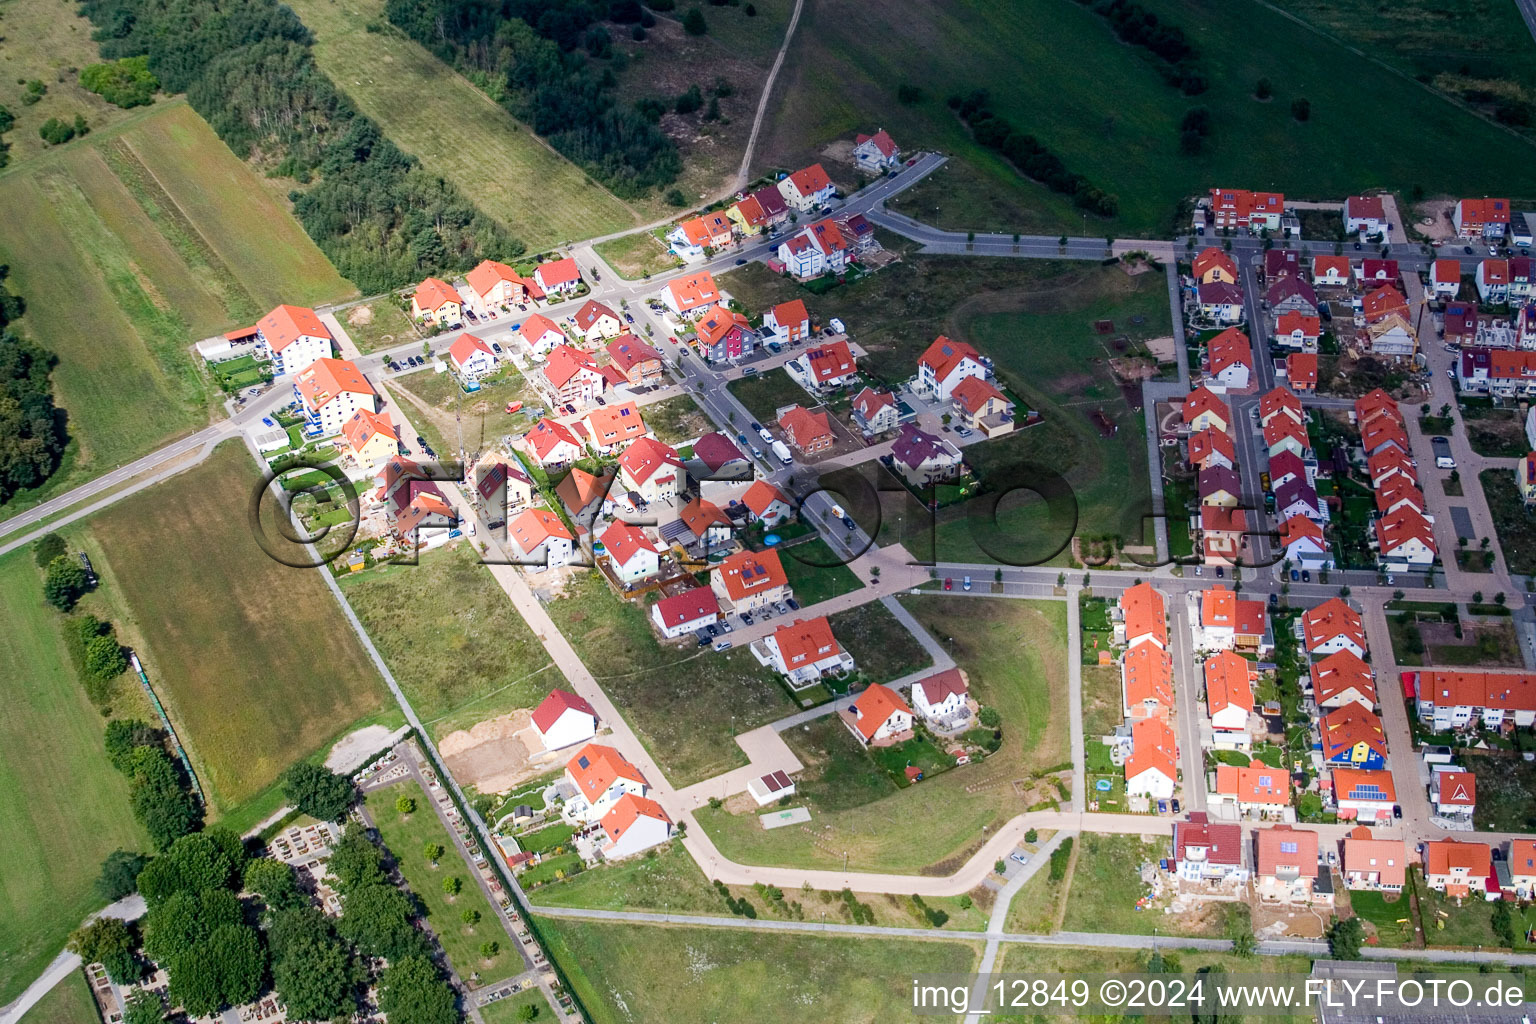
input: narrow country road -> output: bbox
[732,0,805,191]
[0,895,145,1024]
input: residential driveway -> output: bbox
[673,725,803,810]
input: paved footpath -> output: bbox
[0,896,145,1024]
[963,830,1075,1024]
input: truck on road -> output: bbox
[771,440,793,466]
[1431,436,1456,469]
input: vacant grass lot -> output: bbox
[642,394,711,445]
[697,596,1067,872]
[366,781,519,988]
[1059,833,1246,939]
[339,544,555,738]
[593,230,680,281]
[543,573,796,785]
[0,102,352,520]
[89,442,386,814]
[288,0,638,250]
[827,600,931,683]
[726,368,816,424]
[1481,470,1536,576]
[758,0,1536,237]
[0,549,147,1005]
[537,917,979,1024]
[338,298,419,354]
[779,537,864,605]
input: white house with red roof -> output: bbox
[1212,761,1293,821]
[909,668,970,726]
[518,313,567,357]
[1374,505,1437,571]
[662,271,721,317]
[539,344,605,409]
[448,335,498,380]
[1313,255,1351,288]
[411,277,463,327]
[617,437,684,504]
[762,299,810,346]
[464,259,531,314]
[531,689,598,751]
[666,217,712,263]
[294,357,377,437]
[1204,650,1254,749]
[1125,717,1177,800]
[802,338,857,389]
[574,300,623,343]
[1310,650,1376,711]
[1343,195,1388,237]
[1430,259,1462,300]
[1454,198,1510,240]
[1330,767,1396,824]
[741,480,793,527]
[507,507,575,569]
[1172,813,1248,885]
[712,548,790,613]
[841,683,913,747]
[853,129,900,172]
[1181,386,1231,434]
[777,163,836,212]
[1255,825,1322,904]
[1303,598,1366,657]
[600,521,660,584]
[533,256,582,296]
[677,497,733,553]
[255,304,333,375]
[1274,311,1320,352]
[651,586,720,639]
[778,218,851,279]
[917,335,989,400]
[1189,427,1236,472]
[1205,327,1252,391]
[522,418,582,468]
[1279,514,1332,570]
[341,408,400,479]
[606,335,664,386]
[1415,669,1536,731]
[1431,769,1476,824]
[753,616,855,686]
[1343,826,1406,892]
[851,387,900,436]
[600,794,671,860]
[562,743,647,824]
[1207,188,1284,232]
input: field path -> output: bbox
[733,0,806,191]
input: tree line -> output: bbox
[78,0,522,294]
[384,0,682,198]
[948,91,1119,218]
[1072,0,1207,95]
[0,267,67,504]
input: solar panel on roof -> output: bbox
[578,756,590,769]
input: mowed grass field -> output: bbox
[0,548,146,1004]
[16,969,100,1024]
[88,442,387,815]
[288,0,639,250]
[758,0,1536,236]
[537,916,979,1024]
[0,101,354,520]
[696,596,1068,873]
[338,544,556,739]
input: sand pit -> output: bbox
[440,710,548,794]
[327,724,403,773]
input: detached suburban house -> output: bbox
[777,163,836,212]
[507,507,575,569]
[1124,717,1178,800]
[853,128,900,172]
[599,793,672,861]
[1180,386,1230,434]
[841,683,913,747]
[852,387,900,436]
[1198,584,1270,655]
[1430,770,1476,825]
[1172,813,1248,885]
[779,406,834,455]
[803,339,858,389]
[1279,514,1332,570]
[909,668,971,728]
[574,300,624,343]
[1343,195,1388,237]
[1122,643,1174,723]
[662,271,721,317]
[1422,839,1491,898]
[1430,259,1462,300]
[1255,825,1322,904]
[728,185,790,236]
[617,437,684,505]
[294,357,377,438]
[692,432,749,478]
[540,344,606,409]
[518,313,567,357]
[533,257,582,296]
[1330,767,1395,824]
[582,402,649,454]
[1453,197,1510,240]
[254,304,334,375]
[917,335,989,400]
[411,277,463,327]
[1204,650,1254,750]
[606,335,664,386]
[531,689,597,751]
[465,258,533,313]
[522,418,582,469]
[1193,247,1238,284]
[1310,650,1377,711]
[1342,826,1405,893]
[562,743,648,824]
[448,335,498,380]
[741,480,793,527]
[1197,280,1244,325]
[1118,581,1167,650]
[762,299,811,346]
[1211,761,1293,821]
[341,408,399,478]
[754,616,856,686]
[600,520,661,584]
[888,423,962,486]
[712,548,791,613]
[778,218,851,279]
[477,460,534,515]
[1205,327,1252,391]
[950,376,1015,437]
[695,305,756,362]
[651,586,720,639]
[1303,599,1366,658]
[1319,704,1387,770]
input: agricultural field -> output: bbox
[87,442,387,816]
[757,0,1536,236]
[543,573,797,786]
[536,916,979,1024]
[0,548,146,1005]
[287,0,639,250]
[0,101,353,520]
[366,781,522,988]
[697,596,1068,873]
[720,257,1164,550]
[338,544,555,739]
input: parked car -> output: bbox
[963,575,972,591]
[740,611,753,625]
[624,313,635,324]
[944,578,953,590]
[734,258,746,265]
[1157,800,1168,813]
[1010,852,1028,865]
[1215,567,1225,578]
[719,621,733,633]
[786,598,799,610]
[1290,569,1299,581]
[1170,799,1180,814]
[1301,570,1311,582]
[713,639,732,651]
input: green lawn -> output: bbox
[537,916,979,1024]
[17,969,100,1024]
[388,366,543,465]
[478,987,551,1024]
[697,596,1068,873]
[1063,833,1207,938]
[1345,887,1416,948]
[726,369,817,424]
[594,230,680,281]
[758,0,1536,237]
[0,102,353,521]
[0,549,147,1005]
[827,600,932,684]
[1473,754,1536,833]
[288,0,639,250]
[338,544,555,739]
[780,538,865,606]
[366,781,520,988]
[543,573,797,785]
[1003,849,1068,934]
[88,441,387,815]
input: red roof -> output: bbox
[1120,581,1167,645]
[258,304,331,352]
[787,163,833,195]
[1207,327,1252,376]
[606,335,662,373]
[1418,670,1536,713]
[848,683,910,741]
[678,497,731,540]
[779,405,833,449]
[1125,717,1177,783]
[600,793,670,842]
[508,507,572,551]
[1276,311,1320,338]
[693,432,746,472]
[771,616,842,669]
[535,257,581,287]
[542,344,601,390]
[294,357,375,409]
[600,520,657,568]
[653,586,719,628]
[742,480,789,516]
[575,300,619,332]
[1344,827,1406,888]
[449,334,495,369]
[519,313,564,345]
[1374,505,1437,556]
[342,407,395,452]
[1279,513,1325,550]
[618,437,682,486]
[1458,198,1510,227]
[918,335,981,384]
[1432,259,1462,285]
[1215,761,1289,805]
[806,339,855,383]
[855,129,898,157]
[715,548,788,602]
[1311,650,1377,706]
[1255,825,1318,878]
[1181,386,1230,429]
[950,375,1008,415]
[1287,352,1318,390]
[666,271,720,312]
[1319,704,1387,762]
[1123,644,1173,710]
[1189,427,1236,468]
[1435,771,1476,806]
[770,298,808,330]
[912,667,967,705]
[853,387,896,421]
[413,277,461,312]
[566,744,646,802]
[1425,838,1491,877]
[525,417,580,459]
[1362,285,1408,322]
[1192,247,1238,280]
[1174,814,1243,866]
[1344,195,1385,221]
[532,689,596,734]
[1204,650,1253,715]
[1332,767,1395,803]
[465,259,521,298]
[1303,598,1365,653]
[695,305,751,348]
[1313,255,1351,281]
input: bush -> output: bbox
[665,188,687,207]
[21,79,46,105]
[674,84,703,114]
[1048,837,1074,881]
[683,7,708,34]
[978,706,1001,728]
[80,56,159,107]
[43,554,89,610]
[38,118,76,146]
[395,794,416,815]
[1291,97,1311,122]
[1254,77,1272,100]
[1024,828,1038,844]
[33,532,65,567]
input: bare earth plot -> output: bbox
[287,0,640,250]
[88,442,388,817]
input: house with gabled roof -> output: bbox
[294,357,377,437]
[1509,840,1536,899]
[411,277,463,327]
[1303,598,1366,657]
[950,376,1015,437]
[1279,514,1332,570]
[777,163,836,211]
[778,218,851,279]
[803,339,857,389]
[910,668,970,726]
[1343,826,1405,892]
[695,305,756,361]
[508,507,575,569]
[889,423,962,487]
[1172,813,1248,885]
[1320,704,1387,769]
[1125,717,1177,800]
[1310,650,1376,711]
[713,547,790,613]
[1208,188,1284,232]
[852,387,900,436]
[1263,247,1301,283]
[1453,198,1510,239]
[1359,258,1399,288]
[1188,427,1236,472]
[1263,414,1310,460]
[524,418,583,469]
[464,259,532,313]
[1122,643,1173,723]
[532,689,597,751]
[1267,449,1307,493]
[853,128,900,172]
[563,743,647,824]
[1193,247,1238,284]
[448,335,498,380]
[1266,276,1317,320]
[1274,311,1320,352]
[917,335,988,400]
[342,408,400,478]
[754,616,855,686]
[1374,505,1437,571]
[842,683,913,747]
[1198,585,1270,655]
[1212,761,1293,821]
[533,256,582,296]
[1118,581,1166,649]
[606,335,663,386]
[1430,258,1462,300]
[599,520,661,584]
[676,497,734,554]
[1275,478,1326,525]
[255,304,333,375]
[1200,505,1248,566]
[762,299,810,346]
[728,185,789,235]
[692,432,749,477]
[582,402,649,454]
[1197,280,1244,325]
[600,793,672,861]
[1313,255,1351,288]
[779,406,834,454]
[741,480,793,527]
[574,300,623,343]
[1423,839,1491,898]
[1255,825,1321,903]
[1430,770,1476,824]
[663,271,721,317]
[1181,386,1230,434]
[1286,352,1318,393]
[1204,650,1254,748]
[617,437,683,505]
[1206,327,1252,391]
[1415,669,1536,732]
[517,313,567,356]
[651,586,720,639]
[476,459,534,514]
[1330,767,1395,824]
[392,488,457,550]
[1477,258,1511,304]
[539,344,605,409]
[1198,464,1241,507]
[1343,195,1387,237]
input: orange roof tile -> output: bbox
[848,683,910,741]
[1123,644,1173,711]
[1204,650,1253,715]
[414,277,462,312]
[294,357,375,409]
[715,548,788,602]
[1215,761,1289,805]
[1126,717,1177,783]
[919,335,982,383]
[566,743,646,802]
[600,793,670,842]
[1425,839,1491,877]
[258,304,331,353]
[666,271,721,311]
